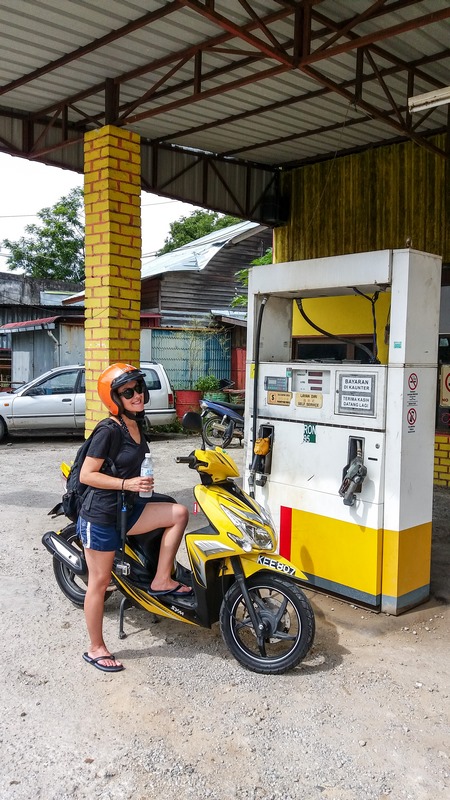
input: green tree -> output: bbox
[157,209,239,255]
[231,247,273,308]
[2,186,85,281]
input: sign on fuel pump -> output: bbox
[439,364,450,406]
[245,249,441,615]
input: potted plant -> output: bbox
[194,375,227,401]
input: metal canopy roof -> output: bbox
[0,1,448,223]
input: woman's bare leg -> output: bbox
[127,502,190,592]
[84,549,122,667]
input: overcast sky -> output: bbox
[0,152,198,271]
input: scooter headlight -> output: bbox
[220,505,276,552]
[253,500,276,531]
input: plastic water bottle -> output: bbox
[139,453,153,498]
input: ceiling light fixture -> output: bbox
[408,86,450,113]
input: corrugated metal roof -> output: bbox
[39,290,84,306]
[0,312,161,332]
[0,315,84,333]
[63,219,269,304]
[0,1,448,217]
[141,219,267,278]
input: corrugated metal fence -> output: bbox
[150,328,231,389]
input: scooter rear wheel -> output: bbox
[220,574,315,674]
[203,413,233,448]
[52,523,114,608]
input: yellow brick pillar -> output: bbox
[434,433,450,487]
[83,125,141,434]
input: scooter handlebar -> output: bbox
[176,453,209,471]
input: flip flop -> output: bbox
[83,652,124,672]
[148,582,193,598]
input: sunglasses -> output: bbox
[118,380,145,399]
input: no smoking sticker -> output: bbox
[408,373,418,391]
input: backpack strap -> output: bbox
[94,418,128,536]
[94,418,124,472]
[81,419,124,515]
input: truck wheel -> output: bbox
[0,417,8,442]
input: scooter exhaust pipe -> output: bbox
[212,421,227,432]
[41,531,87,576]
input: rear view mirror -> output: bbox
[182,411,202,432]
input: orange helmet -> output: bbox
[97,363,149,416]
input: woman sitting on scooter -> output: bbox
[77,362,192,674]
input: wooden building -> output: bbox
[140,220,272,327]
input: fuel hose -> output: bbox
[249,295,268,497]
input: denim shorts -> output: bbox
[77,503,146,552]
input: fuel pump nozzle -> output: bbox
[248,426,274,497]
[339,439,367,506]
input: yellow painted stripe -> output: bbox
[113,581,198,625]
[290,509,382,595]
[382,522,432,597]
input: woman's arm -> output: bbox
[80,455,153,494]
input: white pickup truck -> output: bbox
[0,362,176,440]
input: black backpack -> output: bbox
[62,419,123,522]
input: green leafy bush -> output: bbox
[194,375,220,392]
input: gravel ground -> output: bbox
[0,432,449,800]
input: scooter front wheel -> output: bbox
[202,413,233,448]
[220,574,315,674]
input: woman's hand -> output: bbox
[80,456,155,493]
[123,475,154,493]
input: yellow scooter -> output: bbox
[42,413,315,674]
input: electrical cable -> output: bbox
[351,287,380,362]
[295,298,379,364]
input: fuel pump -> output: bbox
[245,249,441,614]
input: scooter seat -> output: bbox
[212,400,245,413]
